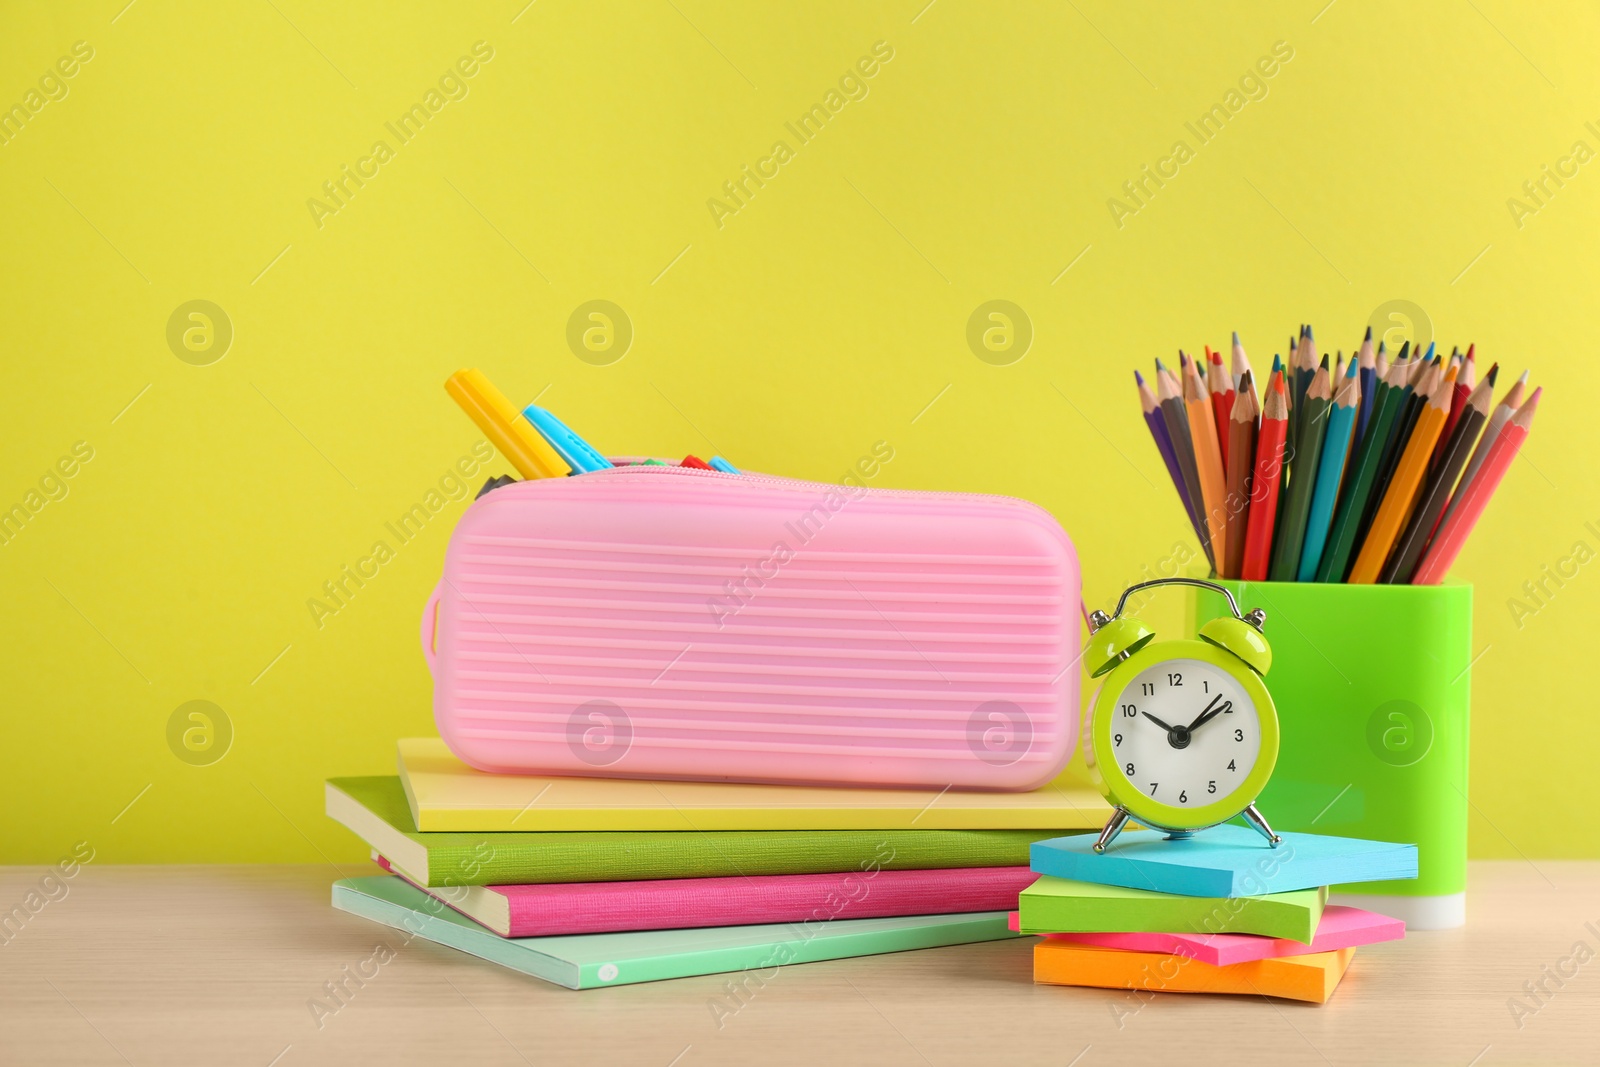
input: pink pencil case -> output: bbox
[422,461,1079,790]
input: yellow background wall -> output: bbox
[2,1,1594,863]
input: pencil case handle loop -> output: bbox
[420,581,443,675]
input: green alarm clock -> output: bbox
[1082,577,1282,853]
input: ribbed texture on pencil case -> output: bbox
[425,463,1080,789]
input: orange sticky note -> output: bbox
[1033,940,1355,1005]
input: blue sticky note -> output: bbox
[1029,825,1418,898]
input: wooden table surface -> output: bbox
[2,861,1596,1066]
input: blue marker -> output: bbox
[708,456,740,474]
[521,404,612,473]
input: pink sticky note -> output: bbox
[1007,904,1403,967]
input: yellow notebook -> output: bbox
[1033,941,1356,1004]
[397,738,1113,832]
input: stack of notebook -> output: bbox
[325,738,1112,988]
[1013,826,1417,1003]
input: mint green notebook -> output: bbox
[332,876,1017,989]
[1019,875,1328,943]
[328,777,1041,887]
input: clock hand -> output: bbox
[1185,693,1225,732]
[1189,700,1233,733]
[1140,711,1175,732]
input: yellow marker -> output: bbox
[445,369,571,480]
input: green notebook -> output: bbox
[327,777,1043,887]
[333,876,1017,989]
[1018,875,1327,943]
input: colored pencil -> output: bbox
[1289,326,1316,450]
[1223,373,1258,579]
[1439,370,1528,535]
[1231,333,1260,416]
[1271,361,1331,581]
[1136,325,1534,587]
[1383,370,1496,583]
[1137,370,1207,552]
[1157,360,1214,569]
[1185,355,1229,567]
[1358,343,1423,544]
[1242,371,1289,581]
[1297,360,1361,581]
[1348,362,1458,583]
[1409,343,1434,386]
[1412,388,1541,585]
[1356,328,1377,445]
[1231,332,1250,387]
[1315,356,1410,582]
[1433,352,1475,472]
[1284,332,1300,448]
[1208,348,1234,468]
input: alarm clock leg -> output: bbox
[1092,807,1132,853]
[1241,803,1282,848]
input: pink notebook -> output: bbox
[1006,904,1403,966]
[378,856,1035,938]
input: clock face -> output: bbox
[1106,656,1261,814]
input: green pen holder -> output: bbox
[1187,577,1471,929]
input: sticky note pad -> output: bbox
[1033,940,1355,1004]
[1019,875,1326,943]
[1011,904,1403,966]
[1029,825,1418,897]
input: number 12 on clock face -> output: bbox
[1110,657,1261,808]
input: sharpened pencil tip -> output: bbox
[1232,330,1241,346]
[1271,353,1282,372]
[1396,340,1410,359]
[1134,369,1145,385]
[1320,353,1330,368]
[1485,363,1499,386]
[1305,324,1314,340]
[1364,325,1373,340]
[1155,357,1167,371]
[1423,341,1436,361]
